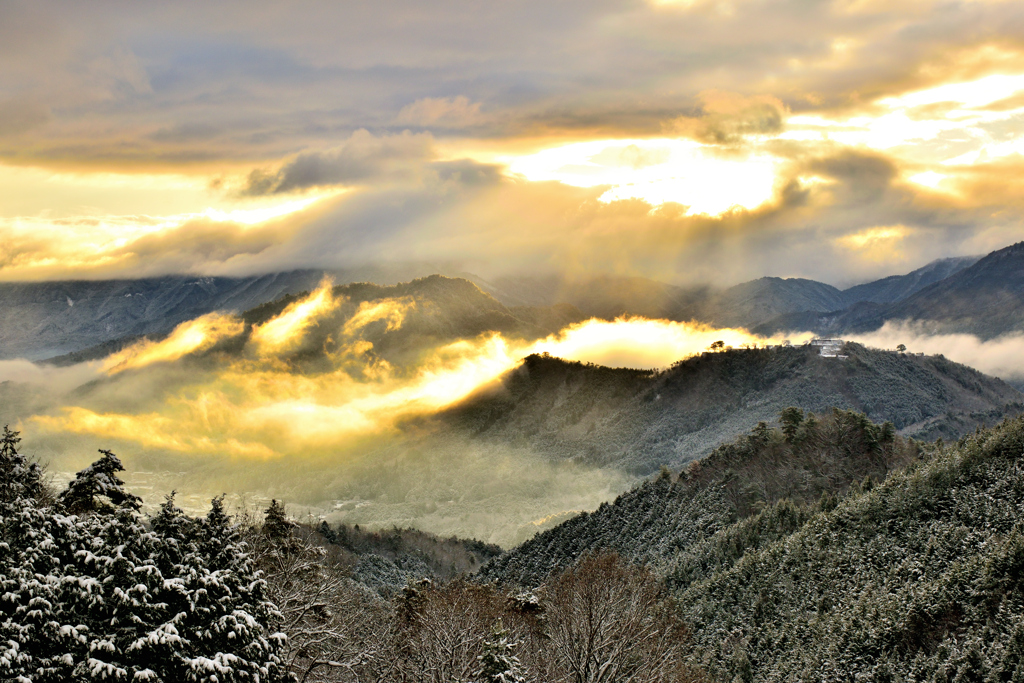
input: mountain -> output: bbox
[872,241,1024,338]
[0,264,484,362]
[481,273,708,320]
[440,342,1022,474]
[702,277,848,328]
[757,244,1024,339]
[485,274,850,328]
[485,261,982,334]
[0,271,332,360]
[481,407,919,586]
[229,275,581,369]
[840,255,980,305]
[1,246,1002,364]
[483,411,1024,682]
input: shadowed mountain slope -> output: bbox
[702,277,848,328]
[440,343,1022,475]
[0,265,481,361]
[757,243,1024,339]
[874,240,1024,338]
[484,255,984,333]
[840,255,979,305]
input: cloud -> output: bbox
[1,0,1024,289]
[667,90,787,144]
[13,287,803,542]
[852,321,1024,381]
[0,359,102,394]
[241,130,436,195]
[0,99,50,136]
[1,0,1023,168]
[395,96,485,128]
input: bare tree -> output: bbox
[542,553,698,683]
[244,518,395,682]
[395,578,508,683]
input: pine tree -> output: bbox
[264,499,295,541]
[779,407,804,444]
[477,619,527,683]
[58,449,142,514]
[0,425,43,505]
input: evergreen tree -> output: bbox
[477,619,527,683]
[779,407,804,444]
[0,425,43,505]
[57,449,142,514]
[264,499,294,541]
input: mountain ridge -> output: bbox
[439,342,1022,474]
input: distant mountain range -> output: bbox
[5,242,1017,363]
[477,253,983,330]
[0,264,475,361]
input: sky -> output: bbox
[3,0,1024,287]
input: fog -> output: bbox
[853,321,1024,383]
[4,284,804,544]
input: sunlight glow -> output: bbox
[505,139,779,215]
[782,70,1024,169]
[32,305,812,460]
[528,317,808,369]
[104,313,245,374]
[198,194,328,225]
[0,174,339,280]
[250,278,340,354]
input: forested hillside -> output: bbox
[443,343,1022,474]
[0,427,705,683]
[481,407,920,586]
[483,409,1024,681]
[676,412,1024,681]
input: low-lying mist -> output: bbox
[851,321,1024,384]
[2,279,807,544]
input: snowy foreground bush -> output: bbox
[0,428,290,682]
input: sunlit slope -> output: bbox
[440,343,1022,475]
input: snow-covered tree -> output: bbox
[477,620,527,683]
[57,449,142,514]
[1,442,293,682]
[0,425,43,505]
